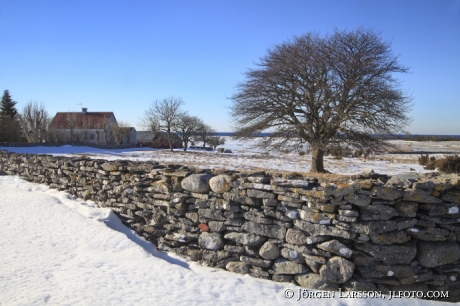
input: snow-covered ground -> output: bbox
[0,176,446,305]
[2,138,460,175]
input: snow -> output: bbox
[0,176,447,305]
[1,138,454,175]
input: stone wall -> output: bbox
[1,150,460,302]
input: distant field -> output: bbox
[2,138,459,175]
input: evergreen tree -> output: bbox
[0,90,22,142]
[1,90,19,118]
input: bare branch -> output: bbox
[141,97,185,151]
[230,28,411,172]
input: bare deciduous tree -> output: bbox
[101,116,113,145]
[19,101,50,143]
[141,97,185,152]
[230,28,412,173]
[47,126,65,144]
[208,136,226,149]
[173,113,203,151]
[66,112,77,143]
[112,121,131,145]
[80,115,91,145]
[194,123,216,148]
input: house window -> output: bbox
[90,133,95,140]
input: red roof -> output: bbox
[49,112,116,130]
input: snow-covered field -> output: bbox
[0,176,447,305]
[2,138,460,175]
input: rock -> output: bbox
[198,232,224,250]
[198,208,225,221]
[385,173,418,188]
[304,255,326,273]
[396,218,418,230]
[372,187,404,201]
[442,194,460,204]
[280,248,304,263]
[343,279,377,291]
[241,222,286,240]
[293,220,357,239]
[181,173,214,193]
[344,193,371,206]
[399,271,433,285]
[202,250,233,262]
[357,264,414,278]
[316,240,353,258]
[259,242,280,260]
[299,209,334,224]
[354,240,417,265]
[329,184,354,196]
[370,231,410,244]
[359,205,398,221]
[198,223,209,231]
[225,261,249,274]
[338,209,359,217]
[248,176,271,184]
[208,221,226,232]
[249,267,270,279]
[209,175,232,193]
[148,180,171,193]
[272,258,308,274]
[240,256,272,268]
[394,201,418,217]
[272,275,293,283]
[350,221,397,234]
[224,232,267,246]
[417,241,460,268]
[319,256,355,284]
[305,236,330,244]
[294,273,339,291]
[246,189,275,199]
[362,168,375,176]
[413,181,435,190]
[426,203,460,216]
[418,214,460,225]
[224,245,244,253]
[243,211,272,224]
[403,189,442,204]
[285,228,309,245]
[408,227,451,241]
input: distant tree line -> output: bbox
[401,135,460,142]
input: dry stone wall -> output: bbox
[1,150,460,302]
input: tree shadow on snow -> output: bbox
[100,210,190,270]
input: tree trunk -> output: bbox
[311,148,325,173]
[167,131,173,152]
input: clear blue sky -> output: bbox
[1,0,459,134]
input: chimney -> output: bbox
[82,108,88,114]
